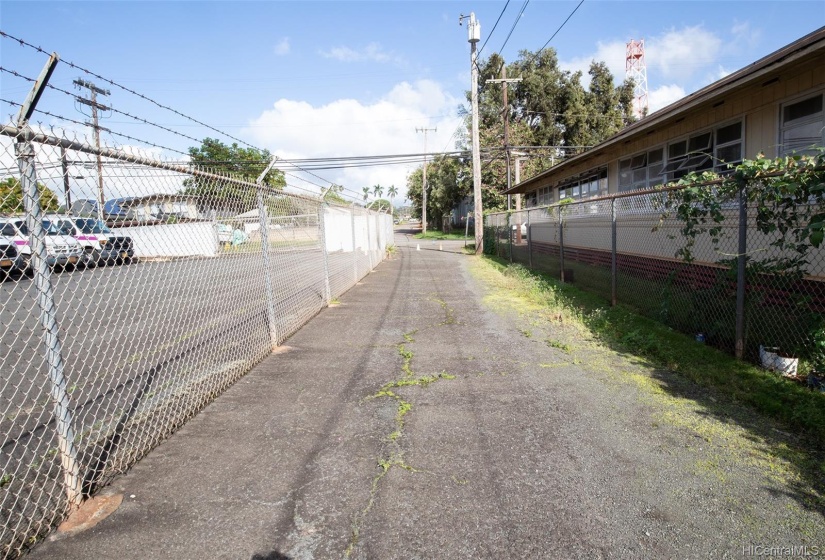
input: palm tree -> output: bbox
[362,186,370,202]
[387,185,398,199]
[373,184,383,199]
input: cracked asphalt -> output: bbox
[29,233,824,559]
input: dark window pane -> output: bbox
[716,121,742,145]
[679,154,711,169]
[668,140,687,159]
[688,132,712,153]
[716,144,742,166]
[784,95,823,123]
[647,148,663,164]
[630,154,646,168]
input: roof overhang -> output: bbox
[504,26,825,195]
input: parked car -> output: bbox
[0,217,85,270]
[0,238,25,277]
[43,214,135,265]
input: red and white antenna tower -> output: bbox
[626,39,648,119]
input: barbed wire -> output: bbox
[36,80,205,146]
[0,29,261,152]
[0,97,191,157]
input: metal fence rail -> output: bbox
[0,124,392,557]
[485,181,825,372]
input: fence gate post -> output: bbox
[17,139,83,507]
[257,189,279,349]
[735,179,748,359]
[317,202,331,305]
[611,197,617,306]
[527,208,533,269]
[559,207,566,283]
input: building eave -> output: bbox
[505,26,825,195]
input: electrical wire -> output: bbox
[497,0,530,59]
[0,30,260,152]
[536,0,585,57]
[477,0,510,59]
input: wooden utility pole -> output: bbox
[486,68,522,210]
[416,126,436,235]
[73,79,110,218]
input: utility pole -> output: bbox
[461,12,483,254]
[486,68,522,210]
[73,79,110,219]
[416,126,436,235]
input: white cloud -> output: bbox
[730,20,761,50]
[560,39,627,84]
[647,25,723,82]
[320,42,398,64]
[274,37,290,56]
[648,84,687,114]
[243,80,463,202]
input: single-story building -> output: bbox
[505,26,825,204]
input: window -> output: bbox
[619,148,663,192]
[780,92,824,156]
[556,167,608,200]
[715,121,743,172]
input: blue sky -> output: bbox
[1,1,823,202]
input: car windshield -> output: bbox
[41,220,73,235]
[75,218,111,234]
[13,221,28,235]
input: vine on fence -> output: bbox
[654,149,825,372]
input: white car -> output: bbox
[42,214,135,265]
[0,217,85,270]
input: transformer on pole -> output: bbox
[626,39,648,119]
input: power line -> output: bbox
[0,30,259,151]
[477,0,510,59]
[536,0,585,57]
[497,0,530,58]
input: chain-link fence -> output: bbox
[0,124,392,557]
[485,179,825,374]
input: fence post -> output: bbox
[351,204,359,284]
[508,213,513,263]
[14,52,83,508]
[735,178,748,359]
[257,189,279,349]
[559,207,566,283]
[317,202,331,305]
[611,197,617,306]
[17,140,83,507]
[366,210,373,270]
[527,208,533,269]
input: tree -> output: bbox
[406,155,471,229]
[362,186,370,202]
[464,48,636,198]
[387,185,399,199]
[182,138,285,212]
[372,184,384,199]
[0,177,59,214]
